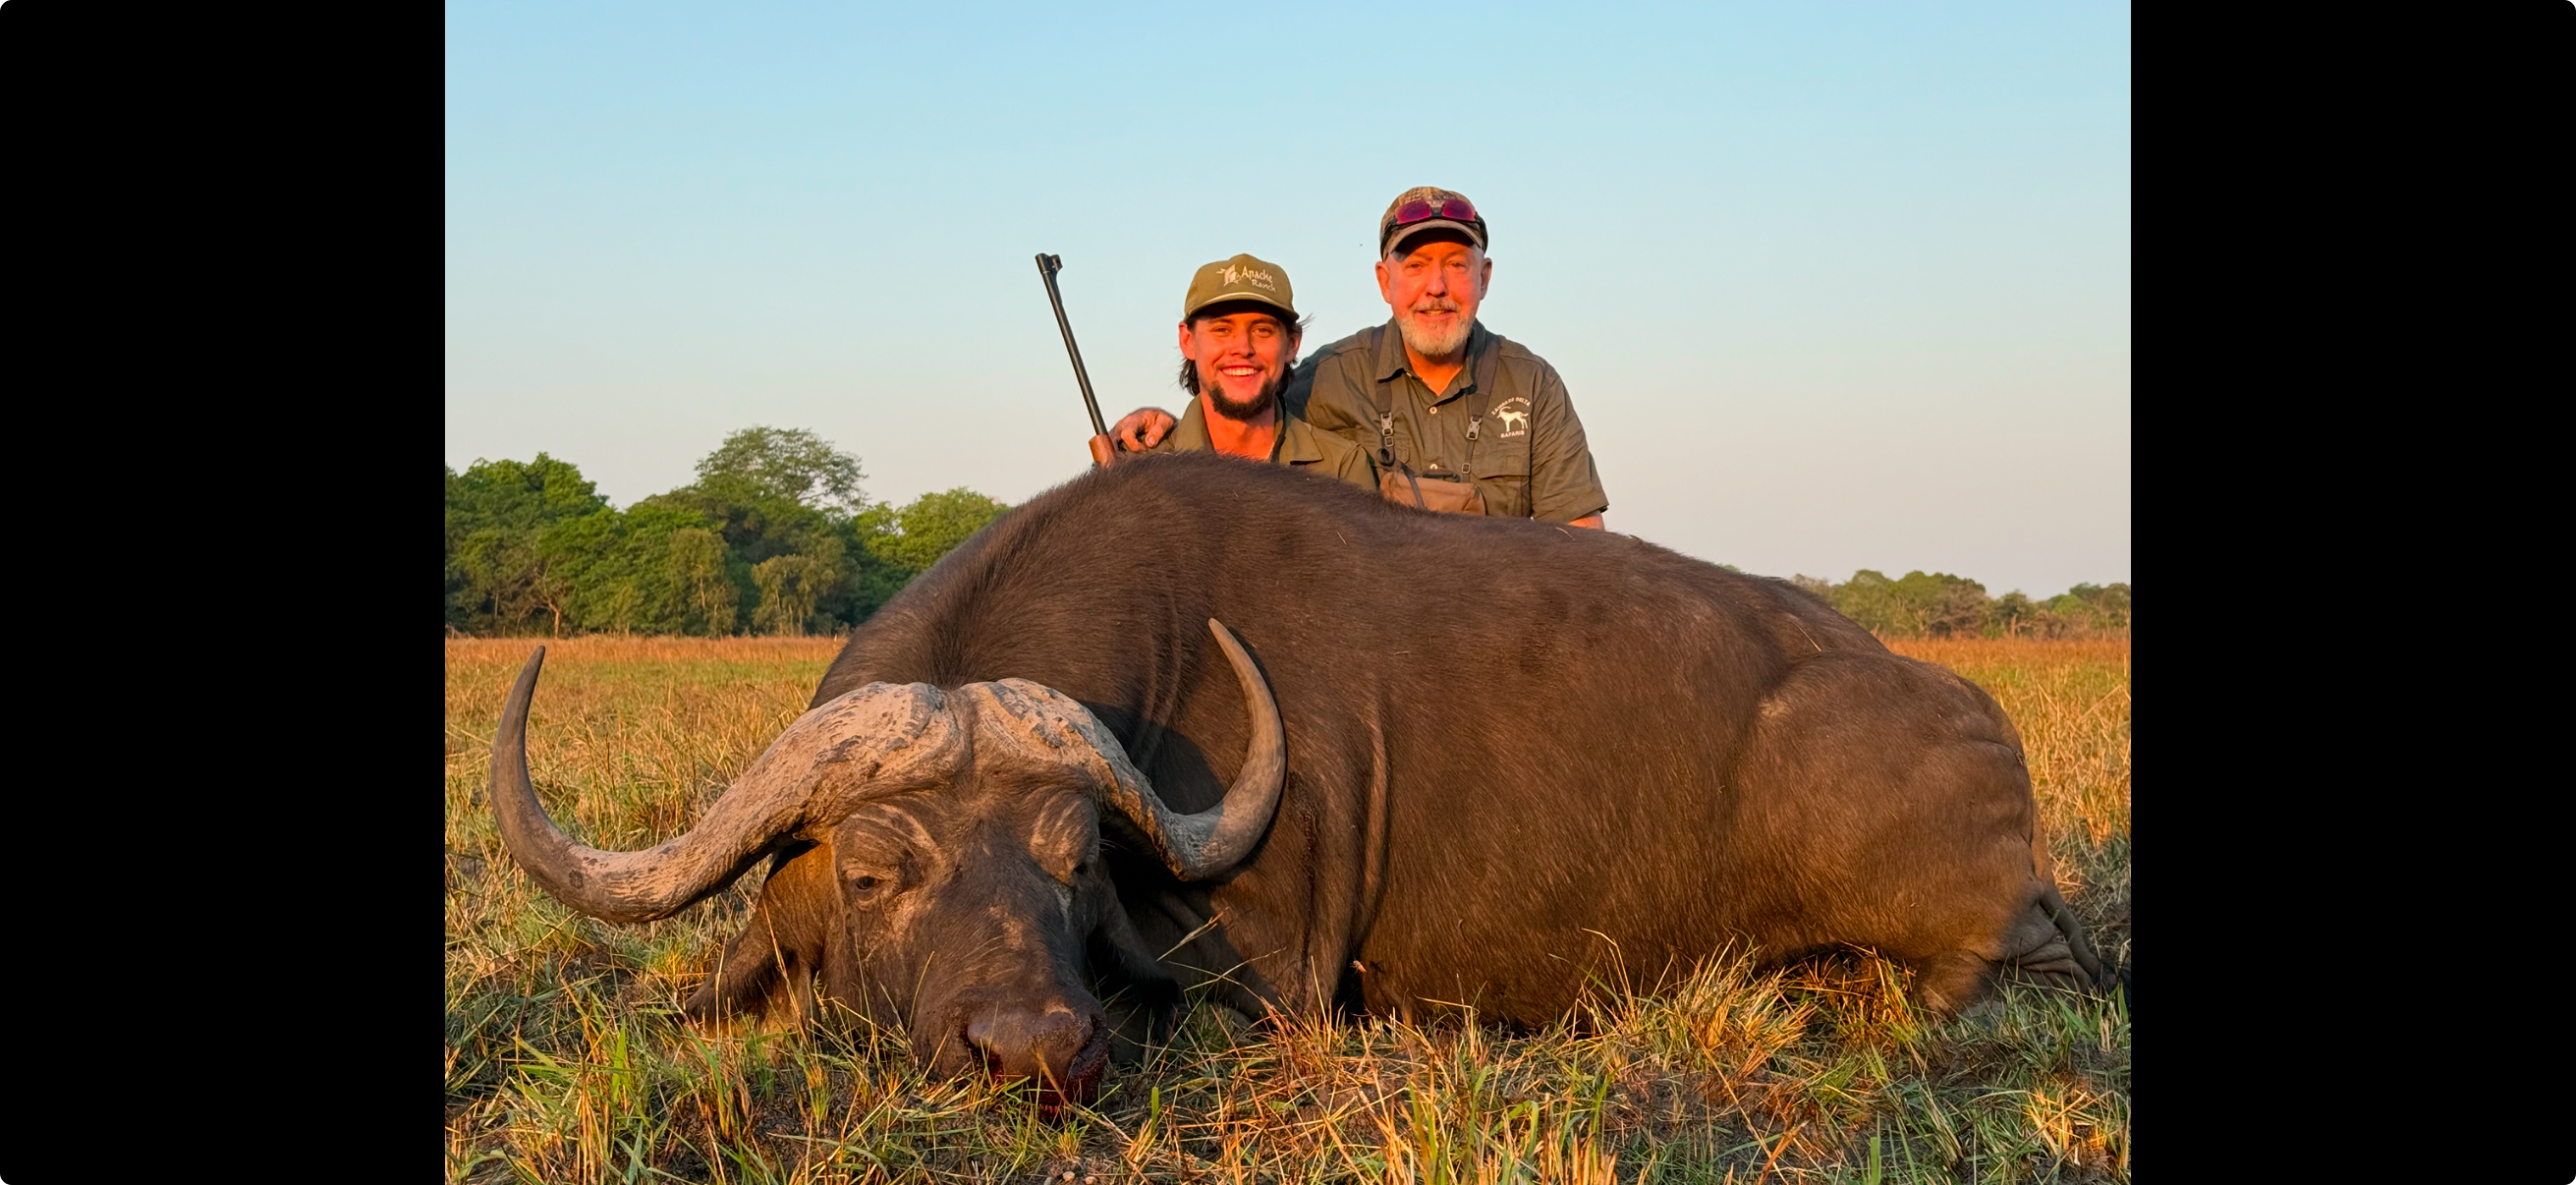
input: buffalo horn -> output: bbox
[1128,619,1289,878]
[486,648,956,923]
[976,620,1286,880]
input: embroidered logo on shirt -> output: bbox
[1493,397,1532,438]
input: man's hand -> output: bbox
[1571,514,1605,530]
[1114,407,1177,452]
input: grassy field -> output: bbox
[445,635,2131,1184]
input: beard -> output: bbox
[1203,362,1287,421]
[1397,299,1473,358]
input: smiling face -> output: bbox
[1375,235,1492,361]
[1178,306,1301,421]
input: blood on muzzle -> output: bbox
[962,1000,1109,1106]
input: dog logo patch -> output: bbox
[1493,397,1532,438]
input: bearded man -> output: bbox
[1146,254,1377,490]
[1120,189,1606,527]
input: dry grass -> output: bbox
[447,636,2131,1183]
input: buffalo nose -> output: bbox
[965,1005,1098,1090]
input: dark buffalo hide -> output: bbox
[493,451,2103,1103]
[807,452,2096,1020]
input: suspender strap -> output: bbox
[1371,325,1504,477]
[1370,377,1398,470]
[1461,332,1498,476]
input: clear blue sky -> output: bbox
[446,1,2129,596]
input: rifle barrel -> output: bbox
[1036,254,1109,438]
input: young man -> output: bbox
[1147,253,1376,491]
[1119,190,1607,527]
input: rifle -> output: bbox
[1034,254,1115,469]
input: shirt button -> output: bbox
[1429,407,1439,414]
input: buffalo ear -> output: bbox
[683,842,831,1026]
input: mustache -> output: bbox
[1407,298,1461,315]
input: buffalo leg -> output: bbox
[683,843,831,1025]
[1910,949,1996,1014]
[1088,896,1181,1061]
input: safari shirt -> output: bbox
[1286,321,1608,522]
[1148,395,1380,491]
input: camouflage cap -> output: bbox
[1182,254,1297,321]
[1379,186,1487,255]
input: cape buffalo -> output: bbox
[490,451,2106,1104]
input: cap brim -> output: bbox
[1183,291,1299,320]
[1383,218,1485,254]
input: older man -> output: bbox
[1148,253,1376,490]
[1119,188,1606,528]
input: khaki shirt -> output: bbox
[1286,320,1608,522]
[1149,395,1380,491]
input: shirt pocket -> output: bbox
[1469,434,1532,518]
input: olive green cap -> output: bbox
[1182,254,1297,321]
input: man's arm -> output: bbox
[1526,362,1610,526]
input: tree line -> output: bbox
[446,426,2128,640]
[444,427,1009,637]
[1788,571,2130,640]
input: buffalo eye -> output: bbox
[853,875,880,890]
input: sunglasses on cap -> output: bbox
[1390,196,1480,227]
[1382,196,1485,251]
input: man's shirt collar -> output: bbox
[1176,394,1309,463]
[1274,413,1330,465]
[1169,397,1214,452]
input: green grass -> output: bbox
[446,636,2132,1183]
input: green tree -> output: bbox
[1810,569,1989,639]
[692,426,868,513]
[453,530,545,630]
[1989,591,2035,637]
[1825,570,1910,636]
[445,467,467,627]
[1919,573,1991,639]
[535,501,727,635]
[858,488,1013,577]
[444,434,1017,636]
[446,455,611,635]
[2047,582,2132,634]
[645,427,910,632]
[1784,571,2127,640]
[753,552,839,636]
[667,528,738,636]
